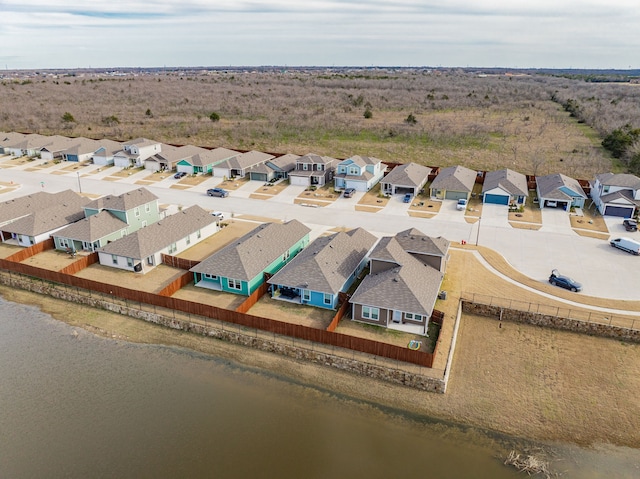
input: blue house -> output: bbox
[334,155,386,192]
[536,173,587,211]
[267,228,377,310]
[191,220,311,296]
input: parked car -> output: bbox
[174,171,187,179]
[623,219,638,232]
[403,193,412,203]
[343,188,356,198]
[206,188,229,198]
[548,269,582,292]
[456,198,468,211]
[609,237,640,255]
[210,211,224,221]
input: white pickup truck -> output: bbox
[610,237,640,255]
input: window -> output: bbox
[405,313,422,321]
[134,207,140,217]
[282,249,290,261]
[302,290,311,301]
[303,163,308,170]
[111,255,118,265]
[127,257,134,267]
[196,229,201,239]
[362,306,379,320]
[168,243,177,254]
[203,274,218,280]
[185,235,191,245]
[228,278,242,290]
[145,203,150,213]
[147,256,154,266]
[603,185,610,193]
[349,166,359,175]
[323,293,332,305]
[141,220,147,228]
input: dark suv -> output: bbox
[623,219,638,232]
[206,188,229,198]
[548,269,582,292]
[343,188,356,198]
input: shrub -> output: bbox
[209,112,220,122]
[61,111,75,123]
[363,108,373,119]
[405,113,417,125]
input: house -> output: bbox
[97,205,219,274]
[1,190,90,247]
[333,155,386,192]
[0,132,27,154]
[39,135,75,161]
[590,173,640,218]
[212,150,275,178]
[144,144,204,172]
[190,220,311,296]
[430,165,477,201]
[175,147,240,175]
[92,139,124,166]
[62,137,101,163]
[394,228,450,273]
[4,133,53,157]
[536,173,587,210]
[288,154,337,187]
[482,168,528,205]
[247,153,300,182]
[52,210,129,253]
[112,138,161,168]
[349,233,444,336]
[268,228,377,310]
[82,187,161,232]
[380,162,432,196]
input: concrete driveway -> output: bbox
[477,203,510,228]
[434,199,468,223]
[383,194,412,215]
[271,184,307,204]
[540,207,573,235]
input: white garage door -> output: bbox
[289,175,309,187]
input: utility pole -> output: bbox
[475,216,482,246]
[77,171,82,194]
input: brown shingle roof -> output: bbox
[430,165,477,193]
[5,193,90,236]
[482,169,528,197]
[381,162,432,188]
[85,187,158,212]
[54,210,128,242]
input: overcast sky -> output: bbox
[1,0,638,70]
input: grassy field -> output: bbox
[1,70,623,179]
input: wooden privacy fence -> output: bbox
[0,259,434,367]
[5,238,54,262]
[235,277,270,313]
[326,292,351,332]
[157,271,193,297]
[161,254,200,271]
[58,252,99,275]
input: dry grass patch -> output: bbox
[248,295,336,329]
[171,283,246,310]
[86,165,115,175]
[0,180,20,195]
[56,161,91,172]
[176,221,259,261]
[355,205,384,213]
[296,185,339,203]
[335,318,428,349]
[74,263,185,294]
[109,166,145,178]
[217,176,250,191]
[407,193,442,215]
[0,242,22,258]
[357,184,389,208]
[19,249,80,271]
[1,156,33,166]
[177,174,212,186]
[570,206,608,236]
[249,180,290,199]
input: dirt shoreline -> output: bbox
[3,283,640,450]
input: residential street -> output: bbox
[4,165,639,301]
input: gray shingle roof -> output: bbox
[93,139,123,156]
[430,165,477,192]
[267,153,300,172]
[344,155,382,167]
[99,205,216,260]
[381,162,432,188]
[267,228,377,294]
[599,189,640,206]
[0,190,78,224]
[394,228,450,257]
[190,147,240,167]
[216,150,275,171]
[85,187,158,212]
[5,192,90,235]
[63,137,101,156]
[54,210,129,242]
[596,172,640,190]
[482,168,528,197]
[536,173,586,200]
[297,153,337,165]
[191,220,311,281]
[350,237,443,316]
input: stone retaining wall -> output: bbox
[0,273,446,393]
[463,301,640,343]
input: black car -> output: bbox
[548,269,582,292]
[623,219,638,232]
[174,171,187,179]
[343,188,356,198]
[206,188,229,198]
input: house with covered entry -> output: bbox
[62,137,101,163]
[97,205,218,274]
[482,168,528,205]
[212,150,275,178]
[175,147,240,175]
[112,138,161,168]
[1,190,90,247]
[349,229,446,335]
[333,155,386,192]
[0,132,27,154]
[92,139,124,166]
[4,133,54,157]
[247,153,300,182]
[590,173,640,218]
[267,228,377,310]
[52,188,160,253]
[190,220,311,296]
[380,162,432,196]
[430,165,477,201]
[144,144,204,172]
[288,154,337,187]
[536,173,587,210]
[38,136,76,161]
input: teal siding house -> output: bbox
[191,220,311,296]
[53,187,160,253]
[267,228,377,310]
[175,147,240,175]
[536,173,587,211]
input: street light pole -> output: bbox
[77,171,82,194]
[475,216,481,246]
